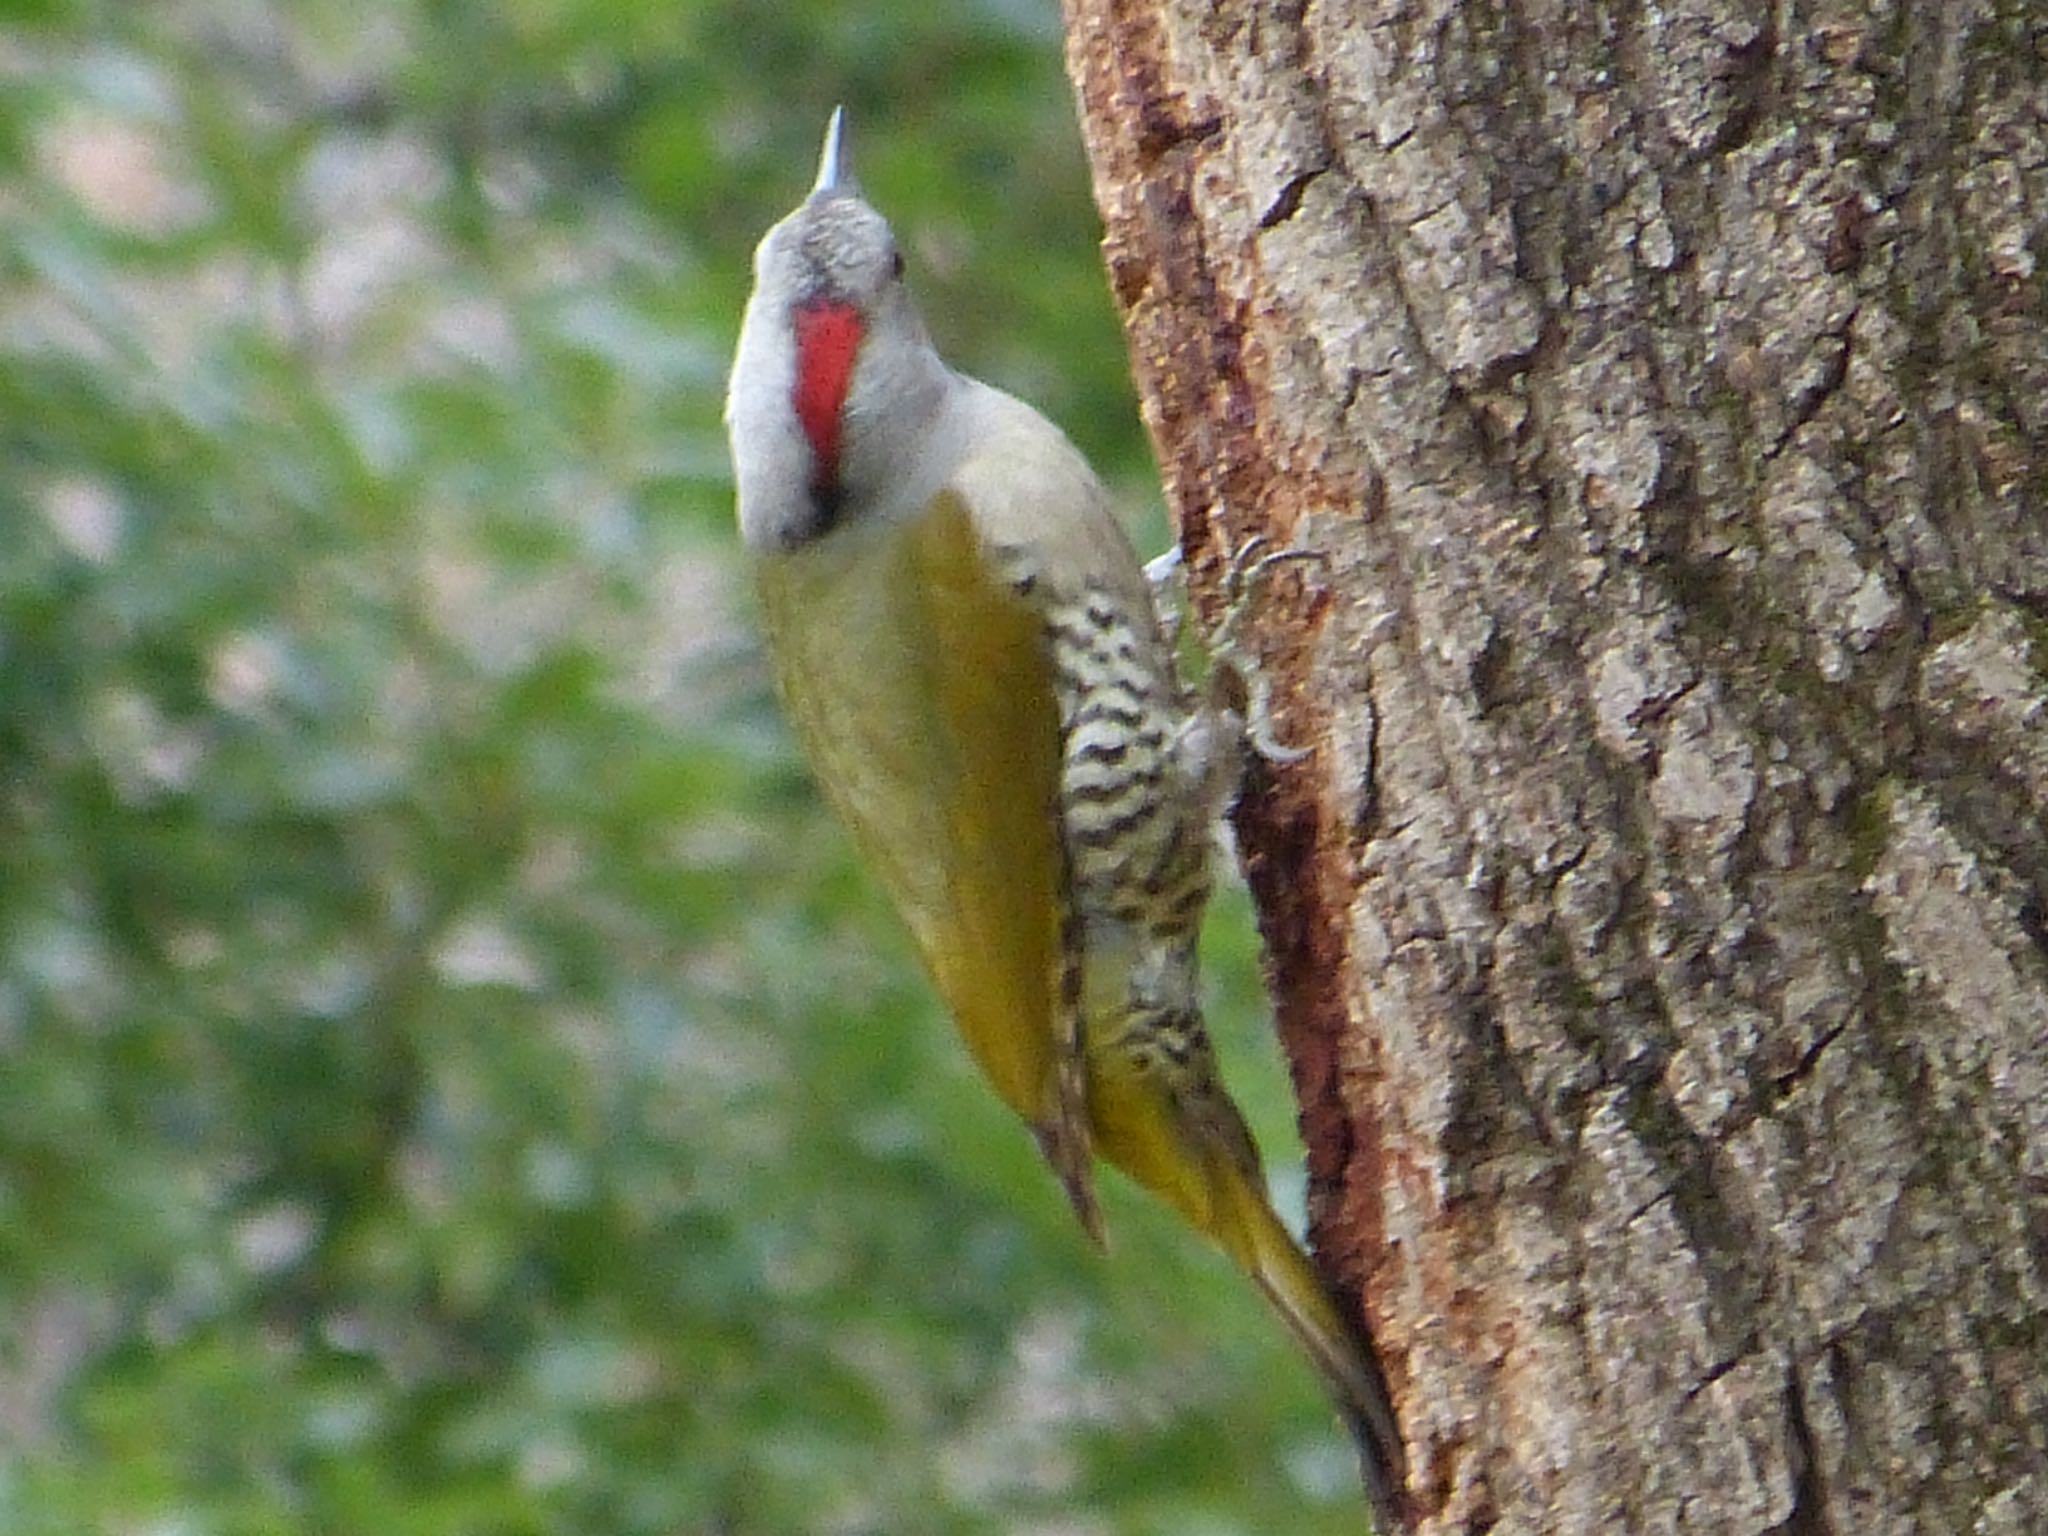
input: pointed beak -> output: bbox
[812,105,851,196]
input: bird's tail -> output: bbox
[1241,1192,1408,1533]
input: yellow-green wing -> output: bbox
[755,490,1097,1232]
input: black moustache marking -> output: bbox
[778,478,846,549]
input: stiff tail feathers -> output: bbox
[1244,1198,1409,1533]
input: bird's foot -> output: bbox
[1143,543,1187,653]
[1210,535,1327,765]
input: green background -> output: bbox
[0,2,1362,1531]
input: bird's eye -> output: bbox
[890,249,906,279]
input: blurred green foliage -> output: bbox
[0,2,1363,1532]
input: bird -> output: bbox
[725,107,1405,1528]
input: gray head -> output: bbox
[726,108,954,552]
[765,106,906,317]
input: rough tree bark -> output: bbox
[1062,3,2048,1532]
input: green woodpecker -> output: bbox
[727,108,1404,1525]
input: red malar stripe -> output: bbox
[792,299,864,490]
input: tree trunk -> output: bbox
[1062,2,2048,1532]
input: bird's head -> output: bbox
[728,108,952,553]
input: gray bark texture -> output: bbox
[1062,2,2048,1532]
